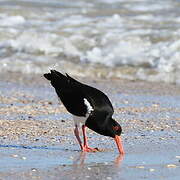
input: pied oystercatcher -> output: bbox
[44,70,124,154]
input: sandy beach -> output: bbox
[1,0,180,179]
[0,72,179,180]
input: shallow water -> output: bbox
[0,143,180,180]
[0,0,180,83]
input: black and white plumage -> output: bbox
[44,70,124,154]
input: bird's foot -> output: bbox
[82,146,98,152]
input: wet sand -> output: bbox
[0,73,180,180]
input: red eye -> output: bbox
[113,126,119,131]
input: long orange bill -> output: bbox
[114,135,125,154]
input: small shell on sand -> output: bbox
[149,168,155,172]
[11,154,18,158]
[107,177,112,180]
[31,168,37,172]
[166,164,177,168]
[135,166,145,169]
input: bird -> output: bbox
[44,70,124,154]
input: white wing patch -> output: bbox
[73,98,94,127]
[84,98,94,115]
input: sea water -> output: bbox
[0,0,180,84]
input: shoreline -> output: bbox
[0,72,180,179]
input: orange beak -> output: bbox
[114,135,125,154]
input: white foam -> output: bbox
[0,0,180,84]
[82,35,151,67]
[99,0,124,3]
[3,31,81,57]
[126,3,171,12]
[0,16,25,27]
[57,15,92,27]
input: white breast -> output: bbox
[73,115,87,127]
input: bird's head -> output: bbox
[86,114,125,155]
[111,119,122,136]
[109,118,125,155]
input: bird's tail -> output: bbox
[44,70,70,89]
[44,70,65,80]
[43,72,52,80]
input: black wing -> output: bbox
[44,70,114,117]
[44,70,87,116]
[66,73,114,114]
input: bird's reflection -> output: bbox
[71,152,124,179]
[114,154,124,167]
[73,152,87,166]
[73,152,124,167]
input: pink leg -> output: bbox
[82,125,88,147]
[74,125,83,150]
[82,125,98,152]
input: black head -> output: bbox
[112,119,122,136]
[107,118,122,138]
[85,113,122,138]
[102,118,124,155]
[85,114,125,154]
[93,117,122,138]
